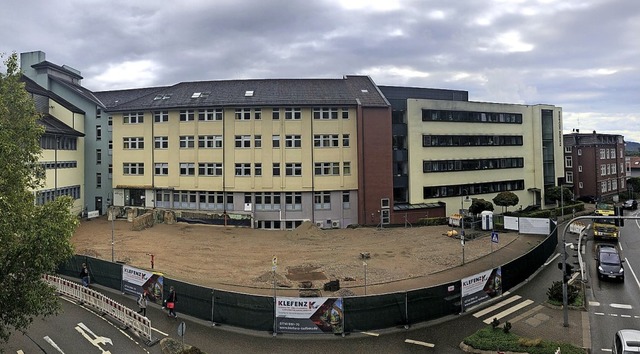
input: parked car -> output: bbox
[578,195,597,203]
[596,243,624,281]
[623,199,638,210]
[613,329,640,353]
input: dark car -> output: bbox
[578,195,597,203]
[596,243,624,281]
[624,199,638,210]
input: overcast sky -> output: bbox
[2,0,639,141]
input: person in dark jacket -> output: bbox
[165,286,178,318]
[79,263,90,287]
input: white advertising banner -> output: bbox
[276,297,343,334]
[518,217,551,235]
[121,265,164,304]
[461,267,502,311]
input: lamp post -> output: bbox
[560,185,569,327]
[363,261,368,295]
[461,189,468,265]
[111,206,115,262]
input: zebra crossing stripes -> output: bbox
[473,295,522,318]
[482,299,534,324]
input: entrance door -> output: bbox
[95,197,103,215]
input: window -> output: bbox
[343,191,350,209]
[154,136,168,149]
[272,108,280,120]
[180,163,196,176]
[235,108,251,120]
[285,163,302,176]
[313,107,338,120]
[607,164,611,175]
[314,134,339,147]
[285,135,301,148]
[612,164,617,174]
[606,149,610,159]
[579,182,583,189]
[96,125,102,140]
[564,156,572,168]
[564,146,572,153]
[343,134,350,147]
[578,165,582,172]
[577,149,582,156]
[123,137,144,149]
[612,179,617,190]
[96,149,102,164]
[155,163,168,175]
[314,162,340,176]
[601,165,606,176]
[343,162,351,175]
[199,135,223,148]
[108,164,112,179]
[96,173,102,188]
[600,149,606,159]
[108,140,113,154]
[342,107,349,119]
[254,163,262,176]
[254,135,262,148]
[285,107,301,120]
[255,192,280,210]
[180,110,195,122]
[566,171,573,184]
[235,135,251,148]
[254,108,261,120]
[314,192,331,210]
[123,163,144,175]
[199,108,222,121]
[108,115,112,128]
[273,163,280,176]
[285,192,302,210]
[180,136,195,148]
[154,111,169,122]
[235,163,251,176]
[198,163,222,176]
[610,148,616,159]
[123,112,144,124]
[198,191,228,210]
[601,181,607,192]
[272,135,280,148]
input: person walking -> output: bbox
[79,263,90,287]
[136,291,148,317]
[165,286,178,318]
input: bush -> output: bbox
[503,321,512,333]
[463,326,587,354]
[416,217,448,226]
[547,281,581,305]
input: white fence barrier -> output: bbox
[42,274,158,346]
[569,222,587,234]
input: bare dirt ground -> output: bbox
[71,216,525,296]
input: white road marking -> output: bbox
[621,314,631,318]
[594,312,605,316]
[483,299,534,324]
[589,301,601,306]
[361,332,379,337]
[545,253,561,266]
[610,303,632,310]
[75,322,113,353]
[624,257,640,292]
[43,336,65,353]
[601,348,613,352]
[610,314,618,317]
[473,295,521,318]
[152,327,168,336]
[405,339,435,347]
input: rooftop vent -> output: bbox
[245,90,254,97]
[361,89,368,93]
[191,92,202,98]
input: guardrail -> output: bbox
[43,274,158,346]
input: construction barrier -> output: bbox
[42,274,158,346]
[569,221,586,234]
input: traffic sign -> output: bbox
[178,322,186,337]
[491,232,499,243]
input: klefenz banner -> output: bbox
[275,297,343,334]
[121,265,164,304]
[461,267,502,311]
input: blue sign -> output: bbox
[491,232,499,243]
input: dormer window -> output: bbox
[245,90,254,97]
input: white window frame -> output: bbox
[154,163,169,175]
[154,136,169,149]
[198,163,222,176]
[180,136,195,148]
[123,137,144,149]
[285,135,301,148]
[180,163,196,176]
[123,162,144,175]
[180,110,195,122]
[123,112,144,124]
[235,135,251,148]
[154,111,169,122]
[199,135,223,148]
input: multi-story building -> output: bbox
[380,85,565,217]
[563,130,626,202]
[21,75,85,215]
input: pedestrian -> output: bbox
[136,290,148,317]
[165,286,178,318]
[79,263,90,287]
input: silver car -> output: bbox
[613,329,640,353]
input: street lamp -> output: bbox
[110,206,115,262]
[461,189,468,265]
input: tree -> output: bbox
[468,198,494,216]
[546,186,573,205]
[627,177,640,199]
[0,53,78,344]
[493,191,519,213]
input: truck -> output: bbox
[593,202,619,241]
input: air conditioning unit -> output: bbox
[331,221,340,228]
[315,222,324,228]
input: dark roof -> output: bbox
[94,86,168,109]
[31,60,83,80]
[21,75,85,115]
[49,76,106,108]
[106,75,388,112]
[38,114,84,137]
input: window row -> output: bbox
[129,162,351,177]
[125,106,352,124]
[423,158,524,173]
[423,180,525,199]
[422,110,523,124]
[599,148,617,160]
[601,179,618,193]
[40,161,78,169]
[154,190,351,212]
[423,135,523,147]
[129,134,351,149]
[600,163,618,176]
[40,135,78,150]
[35,185,81,205]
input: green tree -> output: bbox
[468,198,494,216]
[627,177,640,199]
[546,186,573,205]
[493,191,519,213]
[0,52,78,344]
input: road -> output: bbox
[587,208,640,353]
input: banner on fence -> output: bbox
[461,267,502,311]
[122,265,164,304]
[275,297,344,334]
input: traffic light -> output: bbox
[558,262,574,282]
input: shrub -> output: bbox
[547,281,581,304]
[503,321,512,333]
[491,318,500,329]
